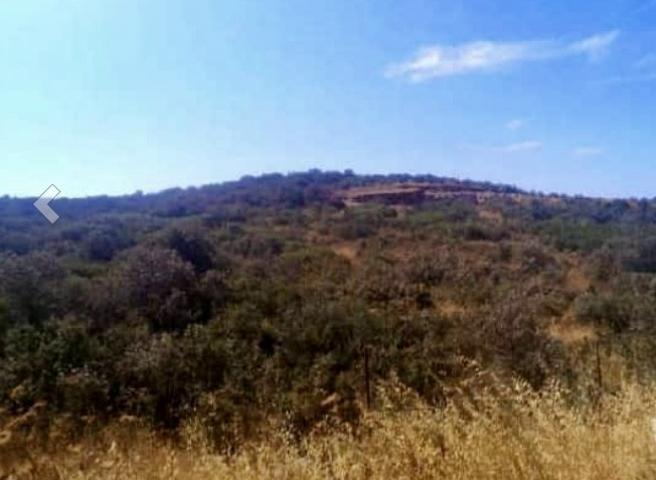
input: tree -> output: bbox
[0,298,8,354]
[166,227,215,273]
[117,246,197,331]
[0,252,64,326]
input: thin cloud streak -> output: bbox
[499,141,543,153]
[465,141,543,154]
[598,72,656,85]
[505,119,525,130]
[572,146,604,157]
[386,31,619,82]
[634,53,656,69]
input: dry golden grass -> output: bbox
[548,315,597,344]
[3,380,656,479]
[330,241,359,263]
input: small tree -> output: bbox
[118,246,197,331]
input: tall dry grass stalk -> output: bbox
[3,380,656,479]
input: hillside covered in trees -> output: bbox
[3,170,656,462]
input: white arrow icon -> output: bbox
[34,184,61,224]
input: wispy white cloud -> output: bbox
[598,47,656,85]
[568,31,620,62]
[499,141,543,153]
[466,140,543,154]
[505,119,525,131]
[597,72,656,85]
[386,31,619,82]
[634,53,656,69]
[572,146,604,157]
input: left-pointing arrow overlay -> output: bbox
[34,184,61,224]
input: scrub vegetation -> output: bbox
[2,170,656,478]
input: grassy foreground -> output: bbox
[3,381,656,480]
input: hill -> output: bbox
[2,170,656,476]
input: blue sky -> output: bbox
[0,0,655,198]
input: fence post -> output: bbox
[596,339,603,392]
[364,345,371,410]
